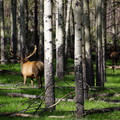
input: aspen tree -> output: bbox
[73,0,84,117]
[44,0,55,111]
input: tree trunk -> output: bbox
[82,27,88,100]
[83,0,94,87]
[73,0,84,117]
[0,0,5,64]
[102,0,107,82]
[25,0,29,55]
[112,0,117,50]
[11,0,17,61]
[38,0,44,62]
[69,5,74,59]
[65,0,71,59]
[56,0,65,79]
[34,0,39,59]
[17,0,21,57]
[96,0,104,87]
[19,0,26,58]
[44,0,55,111]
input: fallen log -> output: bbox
[0,112,37,117]
[90,93,120,98]
[5,93,74,102]
[0,112,13,116]
[49,115,66,118]
[5,92,120,103]
[11,113,36,117]
[85,106,120,115]
[0,69,21,75]
[5,93,42,99]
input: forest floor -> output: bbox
[0,62,120,120]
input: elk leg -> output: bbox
[31,78,34,88]
[36,76,42,88]
[39,77,42,88]
[24,76,27,86]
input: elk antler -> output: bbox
[26,45,37,59]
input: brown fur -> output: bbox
[22,61,44,88]
[110,52,119,65]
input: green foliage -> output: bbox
[0,60,120,119]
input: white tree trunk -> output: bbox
[44,0,55,111]
[73,0,84,117]
[56,0,64,79]
[65,0,71,58]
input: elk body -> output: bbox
[110,51,119,66]
[18,45,44,88]
[110,51,120,70]
[22,60,44,88]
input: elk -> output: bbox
[110,51,120,70]
[13,45,44,88]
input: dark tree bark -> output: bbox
[83,0,94,87]
[112,0,117,50]
[34,0,39,59]
[11,0,17,61]
[25,0,29,55]
[0,0,5,64]
[96,0,105,87]
[101,0,107,83]
[38,0,44,62]
[18,0,26,58]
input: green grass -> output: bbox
[0,60,120,120]
[0,63,20,72]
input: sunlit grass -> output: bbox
[0,60,120,119]
[0,96,28,113]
